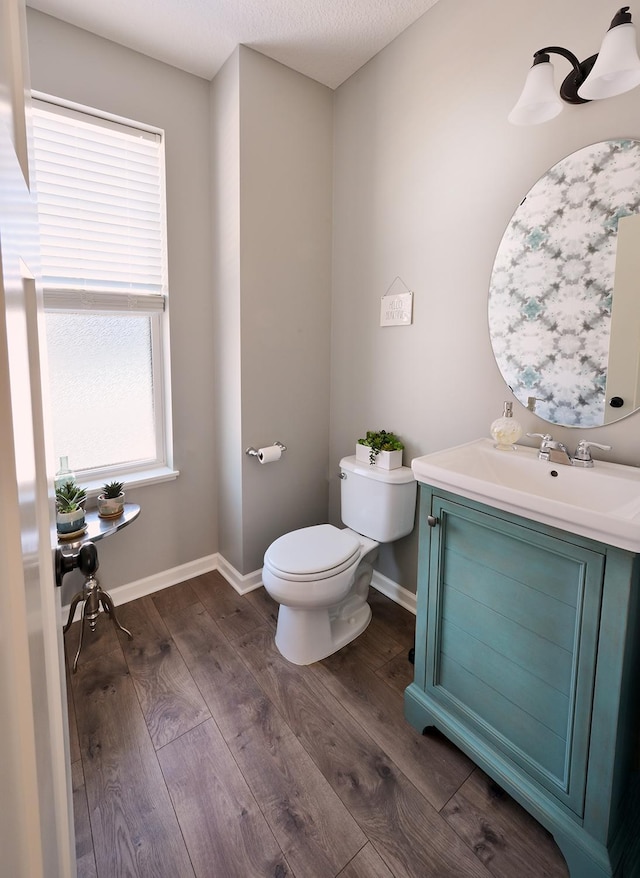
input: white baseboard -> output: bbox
[64,553,220,612]
[62,553,415,615]
[371,570,416,615]
[216,555,263,595]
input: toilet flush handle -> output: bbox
[339,471,347,479]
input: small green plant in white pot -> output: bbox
[356,430,404,469]
[97,480,125,519]
[55,480,87,536]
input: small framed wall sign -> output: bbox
[380,277,413,326]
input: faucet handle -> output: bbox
[574,440,612,457]
[527,432,555,461]
[573,440,612,467]
[527,432,552,444]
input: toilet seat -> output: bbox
[264,524,360,582]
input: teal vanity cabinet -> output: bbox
[405,484,640,878]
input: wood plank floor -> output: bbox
[64,571,569,878]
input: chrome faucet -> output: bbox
[527,433,612,466]
[527,433,573,465]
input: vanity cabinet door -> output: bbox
[420,493,604,817]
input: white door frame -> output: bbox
[0,0,75,874]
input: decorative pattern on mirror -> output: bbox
[489,139,640,427]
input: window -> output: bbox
[31,96,173,487]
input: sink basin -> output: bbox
[412,438,640,551]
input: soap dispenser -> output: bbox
[490,401,523,451]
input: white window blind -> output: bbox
[32,99,166,303]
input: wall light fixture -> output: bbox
[509,6,640,125]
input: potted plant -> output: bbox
[356,429,404,469]
[55,480,87,536]
[97,480,125,519]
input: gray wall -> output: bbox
[26,10,217,599]
[28,0,640,600]
[239,47,333,574]
[213,46,333,574]
[210,48,243,573]
[28,13,334,589]
[330,0,640,593]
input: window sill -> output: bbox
[82,466,180,498]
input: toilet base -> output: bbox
[274,600,372,665]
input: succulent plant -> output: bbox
[357,429,404,465]
[55,480,87,513]
[101,480,125,499]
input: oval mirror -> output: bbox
[488,139,640,427]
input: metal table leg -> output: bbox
[99,589,132,639]
[63,590,84,633]
[58,540,133,672]
[68,573,133,673]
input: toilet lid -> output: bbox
[264,524,360,577]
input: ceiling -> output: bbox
[26,0,440,90]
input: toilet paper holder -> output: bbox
[245,441,287,458]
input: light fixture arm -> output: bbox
[531,47,598,104]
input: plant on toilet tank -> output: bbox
[356,429,404,469]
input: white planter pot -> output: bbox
[97,492,125,519]
[56,508,86,535]
[355,443,402,469]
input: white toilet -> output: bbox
[262,455,417,665]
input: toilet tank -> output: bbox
[339,455,417,543]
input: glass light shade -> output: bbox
[578,23,640,99]
[508,61,563,125]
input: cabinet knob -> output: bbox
[427,515,439,528]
